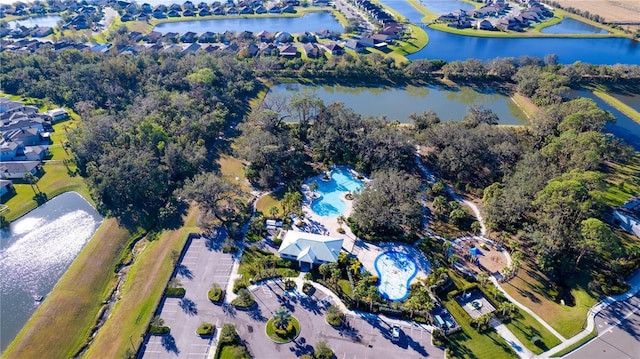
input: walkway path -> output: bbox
[415,148,640,358]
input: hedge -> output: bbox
[149,325,170,335]
[165,287,186,297]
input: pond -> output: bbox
[418,0,475,15]
[570,89,640,151]
[407,28,640,64]
[0,192,103,350]
[153,11,342,34]
[265,83,529,125]
[7,15,61,29]
[541,17,609,34]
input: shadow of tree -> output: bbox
[288,337,314,357]
[179,297,198,316]
[248,304,267,322]
[161,334,180,354]
[222,303,236,318]
[176,264,194,280]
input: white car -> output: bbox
[391,326,400,341]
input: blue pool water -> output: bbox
[310,169,363,217]
[374,251,418,302]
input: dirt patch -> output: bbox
[454,238,508,275]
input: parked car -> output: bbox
[391,326,400,341]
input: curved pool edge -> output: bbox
[373,251,419,302]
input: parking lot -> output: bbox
[140,234,235,359]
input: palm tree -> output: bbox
[476,272,489,288]
[319,263,330,281]
[269,205,279,219]
[447,253,459,268]
[442,241,453,259]
[499,301,516,317]
[403,295,422,319]
[150,315,164,327]
[309,181,319,194]
[433,195,448,216]
[23,172,40,195]
[337,215,345,229]
[273,307,292,330]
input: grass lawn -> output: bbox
[84,206,200,358]
[218,344,250,359]
[603,154,640,207]
[503,308,562,354]
[502,261,598,338]
[390,24,428,58]
[255,187,286,216]
[1,113,89,222]
[442,295,515,359]
[338,279,352,298]
[591,90,640,124]
[3,218,139,359]
[511,93,540,120]
[265,317,301,343]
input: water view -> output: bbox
[570,90,640,151]
[0,192,103,350]
[153,11,342,34]
[408,28,639,64]
[418,0,474,15]
[541,17,609,34]
[7,15,61,29]
[266,83,529,125]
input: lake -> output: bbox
[153,11,343,34]
[265,83,528,125]
[407,28,640,64]
[417,0,474,15]
[571,90,640,151]
[0,192,103,350]
[541,17,609,35]
[7,15,61,29]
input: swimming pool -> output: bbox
[310,169,363,217]
[374,251,417,302]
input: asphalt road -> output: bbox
[566,294,640,359]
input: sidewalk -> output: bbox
[541,269,640,357]
[492,318,536,359]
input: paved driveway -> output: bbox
[140,234,235,359]
[216,280,444,359]
[566,294,640,359]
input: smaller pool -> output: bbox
[374,251,417,302]
[310,169,363,217]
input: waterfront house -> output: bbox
[344,38,364,52]
[44,108,68,122]
[120,13,133,21]
[141,3,152,13]
[239,6,253,14]
[477,19,494,30]
[282,5,296,13]
[267,5,281,13]
[279,44,297,57]
[170,3,183,11]
[153,8,167,18]
[182,8,195,16]
[198,31,216,42]
[274,31,292,43]
[181,31,198,42]
[199,8,211,16]
[167,10,181,17]
[254,5,267,14]
[278,230,343,269]
[227,7,238,14]
[212,6,224,15]
[614,197,640,238]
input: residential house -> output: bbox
[155,4,168,12]
[183,42,201,52]
[167,9,181,17]
[153,8,167,18]
[0,140,19,161]
[323,41,344,55]
[303,42,322,58]
[267,5,281,13]
[239,6,253,14]
[198,8,211,16]
[254,5,267,14]
[0,161,42,180]
[198,31,216,42]
[120,13,133,21]
[274,31,292,43]
[256,30,272,41]
[183,0,195,10]
[226,7,238,14]
[170,3,183,11]
[141,3,152,13]
[477,19,494,30]
[44,108,68,122]
[258,42,278,56]
[163,32,180,42]
[137,13,149,21]
[344,38,364,52]
[282,5,296,13]
[0,179,15,197]
[278,231,343,269]
[182,8,195,16]
[279,44,297,57]
[614,197,640,238]
[145,31,163,43]
[198,2,210,9]
[211,6,224,15]
[129,31,144,42]
[31,27,53,37]
[181,31,198,42]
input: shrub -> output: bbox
[302,282,314,294]
[197,322,214,336]
[326,305,344,327]
[233,278,250,293]
[314,340,334,359]
[149,325,170,335]
[231,288,256,308]
[208,283,224,303]
[284,279,296,290]
[165,287,186,297]
[219,323,240,345]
